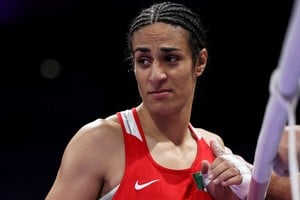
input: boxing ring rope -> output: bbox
[247,0,300,199]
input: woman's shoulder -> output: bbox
[74,114,121,142]
[55,114,125,188]
[193,127,225,147]
[64,114,123,157]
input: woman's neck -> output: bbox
[136,103,192,144]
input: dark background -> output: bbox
[0,0,298,199]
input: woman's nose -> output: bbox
[149,63,167,84]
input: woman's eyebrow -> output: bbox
[133,47,150,54]
[133,47,180,54]
[160,47,180,52]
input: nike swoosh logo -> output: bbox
[134,179,160,190]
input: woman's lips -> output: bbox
[148,89,172,100]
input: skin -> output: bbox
[265,172,292,200]
[45,23,243,200]
[265,125,300,199]
[276,125,300,171]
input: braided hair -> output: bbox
[127,1,207,66]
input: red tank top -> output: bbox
[113,108,215,200]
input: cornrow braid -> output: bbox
[127,1,207,65]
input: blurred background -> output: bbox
[0,0,298,199]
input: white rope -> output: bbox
[248,0,300,198]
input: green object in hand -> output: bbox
[192,172,207,191]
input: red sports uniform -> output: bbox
[109,108,215,200]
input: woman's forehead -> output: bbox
[131,23,189,49]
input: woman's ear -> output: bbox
[195,48,208,77]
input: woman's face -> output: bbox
[131,22,207,115]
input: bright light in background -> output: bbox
[40,59,61,79]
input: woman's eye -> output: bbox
[165,55,178,63]
[136,58,151,67]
